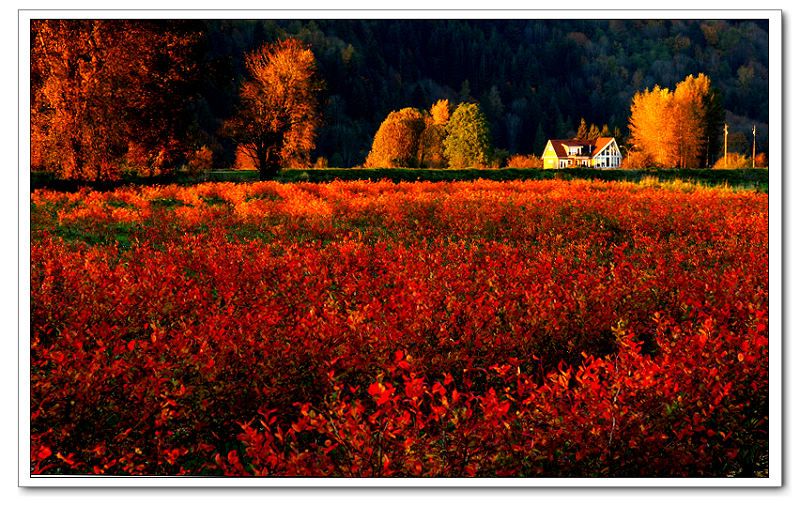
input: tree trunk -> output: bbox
[256,148,269,180]
[263,159,281,180]
[257,149,280,180]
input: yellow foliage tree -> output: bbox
[430,99,451,125]
[628,74,722,169]
[628,85,677,168]
[673,74,712,168]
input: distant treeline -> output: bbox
[31,19,769,177]
[198,19,769,167]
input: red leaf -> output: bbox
[36,446,52,460]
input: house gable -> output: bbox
[542,141,558,159]
[542,140,562,169]
[590,137,614,157]
[589,138,621,168]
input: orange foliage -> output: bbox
[621,149,656,169]
[628,74,719,169]
[505,154,543,169]
[673,74,712,168]
[418,100,452,168]
[429,99,451,125]
[365,100,455,168]
[233,146,258,170]
[30,20,198,181]
[628,85,677,168]
[365,108,427,168]
[185,146,214,178]
[222,38,323,179]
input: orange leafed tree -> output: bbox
[628,74,723,169]
[429,99,451,126]
[223,38,323,180]
[418,99,451,168]
[628,85,678,168]
[673,74,713,169]
[364,107,427,168]
[30,20,199,180]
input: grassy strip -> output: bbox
[279,167,769,187]
[31,167,769,192]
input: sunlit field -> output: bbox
[30,178,768,477]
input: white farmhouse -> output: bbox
[541,137,622,169]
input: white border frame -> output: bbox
[18,9,782,488]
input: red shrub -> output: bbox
[30,179,769,476]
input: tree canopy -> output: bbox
[30,20,200,180]
[628,74,724,168]
[418,100,452,168]
[443,103,492,168]
[364,107,427,168]
[222,38,323,179]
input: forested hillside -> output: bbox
[192,19,768,168]
[31,18,769,174]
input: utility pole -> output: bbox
[724,123,728,168]
[752,125,756,168]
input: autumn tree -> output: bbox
[673,74,722,168]
[223,38,323,179]
[418,99,451,168]
[364,107,427,168]
[575,118,589,140]
[443,102,492,168]
[699,82,726,167]
[628,85,677,167]
[31,20,200,180]
[628,74,723,168]
[621,149,656,169]
[587,123,601,141]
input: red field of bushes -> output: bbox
[30,178,768,477]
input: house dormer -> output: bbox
[564,144,584,156]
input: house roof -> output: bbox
[546,139,590,158]
[590,137,615,157]
[545,137,616,158]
